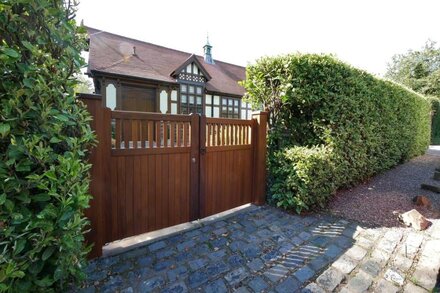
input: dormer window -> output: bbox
[178,62,206,83]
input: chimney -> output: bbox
[203,35,214,64]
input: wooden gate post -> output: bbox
[78,93,112,259]
[189,113,201,221]
[251,111,268,205]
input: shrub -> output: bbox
[242,54,431,213]
[428,96,440,144]
[0,1,94,291]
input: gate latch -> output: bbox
[200,146,206,155]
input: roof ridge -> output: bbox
[85,26,245,70]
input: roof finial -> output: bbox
[203,33,214,64]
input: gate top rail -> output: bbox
[111,110,192,122]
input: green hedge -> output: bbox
[242,54,431,213]
[0,1,95,291]
[429,97,440,145]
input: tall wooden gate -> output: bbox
[79,94,267,258]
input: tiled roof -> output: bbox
[86,27,246,97]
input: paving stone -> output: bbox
[308,255,331,271]
[301,282,325,293]
[264,264,289,283]
[384,268,405,286]
[234,287,251,293]
[139,276,164,291]
[213,227,228,236]
[205,262,229,278]
[298,232,312,241]
[149,240,167,252]
[356,237,374,249]
[261,249,282,262]
[247,258,265,272]
[87,270,107,282]
[120,287,133,293]
[204,279,228,293]
[224,267,248,285]
[167,266,187,282]
[137,255,154,267]
[375,279,399,293]
[208,249,226,260]
[188,270,209,288]
[310,236,331,248]
[189,258,208,270]
[185,229,202,238]
[404,282,429,293]
[156,248,175,259]
[345,270,373,292]
[177,239,196,251]
[229,240,247,252]
[248,276,269,292]
[412,265,438,290]
[392,254,413,272]
[228,254,245,268]
[334,235,354,249]
[162,282,188,293]
[371,248,391,265]
[101,275,124,292]
[153,260,174,271]
[275,276,301,293]
[345,245,367,261]
[316,267,345,292]
[332,255,357,274]
[293,266,315,282]
[360,259,382,277]
[323,244,343,259]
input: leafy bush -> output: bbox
[242,54,431,213]
[0,1,95,291]
[428,96,440,144]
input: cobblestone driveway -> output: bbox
[78,206,440,292]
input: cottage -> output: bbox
[86,27,253,119]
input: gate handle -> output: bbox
[200,146,206,155]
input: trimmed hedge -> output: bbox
[242,54,431,213]
[0,1,94,291]
[429,97,440,145]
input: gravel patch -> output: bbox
[327,147,440,227]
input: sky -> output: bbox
[76,0,440,76]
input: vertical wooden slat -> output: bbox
[123,119,130,149]
[132,120,138,149]
[115,118,121,149]
[176,123,181,147]
[184,122,189,147]
[170,122,175,147]
[155,120,161,148]
[148,121,153,148]
[141,120,147,148]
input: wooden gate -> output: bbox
[79,94,267,258]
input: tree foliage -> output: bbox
[385,40,440,96]
[0,0,95,291]
[242,54,431,213]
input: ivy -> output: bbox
[242,54,431,213]
[0,0,95,291]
